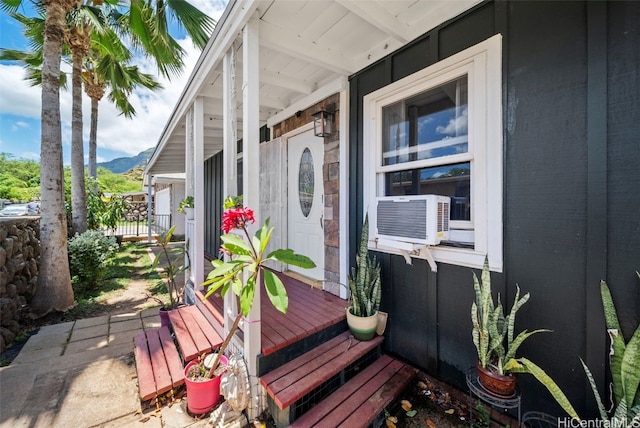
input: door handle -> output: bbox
[320,215,323,229]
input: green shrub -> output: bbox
[68,230,118,293]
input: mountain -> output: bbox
[97,148,154,173]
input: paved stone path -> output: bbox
[0,309,209,428]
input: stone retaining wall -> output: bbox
[0,217,39,353]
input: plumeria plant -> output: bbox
[199,196,315,378]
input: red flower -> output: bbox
[221,207,255,233]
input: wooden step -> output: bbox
[133,326,184,401]
[260,331,384,427]
[289,354,418,428]
[168,304,223,361]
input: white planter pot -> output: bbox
[184,207,194,220]
[346,308,378,341]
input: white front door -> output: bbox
[287,130,325,280]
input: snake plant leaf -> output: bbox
[504,329,551,363]
[510,357,580,420]
[628,406,640,428]
[264,270,289,314]
[621,326,640,416]
[506,286,529,348]
[269,249,316,268]
[580,357,609,420]
[613,399,628,424]
[601,280,626,406]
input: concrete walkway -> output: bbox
[0,309,210,428]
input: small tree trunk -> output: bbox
[206,312,243,378]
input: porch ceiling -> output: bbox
[145,0,481,175]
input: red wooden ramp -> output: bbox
[133,326,183,401]
[133,305,223,401]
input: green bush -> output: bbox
[68,230,118,294]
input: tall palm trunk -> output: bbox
[89,97,98,179]
[69,25,89,234]
[31,0,75,316]
[85,78,105,181]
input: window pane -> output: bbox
[382,76,468,166]
[385,162,470,221]
[298,147,314,217]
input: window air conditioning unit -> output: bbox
[375,195,451,246]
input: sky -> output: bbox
[0,0,228,165]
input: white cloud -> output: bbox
[12,121,29,130]
[20,151,40,160]
[0,65,41,118]
[0,0,229,160]
[436,108,468,136]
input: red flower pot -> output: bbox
[184,356,228,415]
[476,361,516,396]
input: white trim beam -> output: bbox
[259,20,355,76]
[335,0,411,44]
[267,76,348,128]
[260,69,315,94]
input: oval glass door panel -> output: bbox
[298,147,314,217]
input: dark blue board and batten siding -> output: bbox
[349,0,639,417]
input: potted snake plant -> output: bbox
[471,257,578,418]
[346,214,382,341]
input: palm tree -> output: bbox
[83,32,163,180]
[1,0,214,317]
[0,0,77,315]
[67,7,93,234]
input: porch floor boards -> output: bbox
[196,272,347,356]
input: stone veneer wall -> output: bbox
[0,217,40,353]
[272,93,342,296]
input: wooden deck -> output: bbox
[196,272,347,356]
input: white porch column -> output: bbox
[242,15,261,419]
[222,44,238,337]
[192,97,205,287]
[185,109,195,281]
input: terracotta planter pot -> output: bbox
[346,308,378,341]
[476,361,517,396]
[184,356,228,415]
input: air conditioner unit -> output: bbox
[375,195,451,246]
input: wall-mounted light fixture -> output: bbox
[312,104,336,137]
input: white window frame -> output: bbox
[363,35,503,272]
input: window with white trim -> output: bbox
[363,35,503,271]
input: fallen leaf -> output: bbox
[406,410,417,418]
[427,418,437,428]
[387,416,398,423]
[386,419,397,428]
[401,400,413,411]
[417,381,429,389]
[445,409,455,414]
[139,416,150,423]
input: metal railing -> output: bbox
[103,213,172,237]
